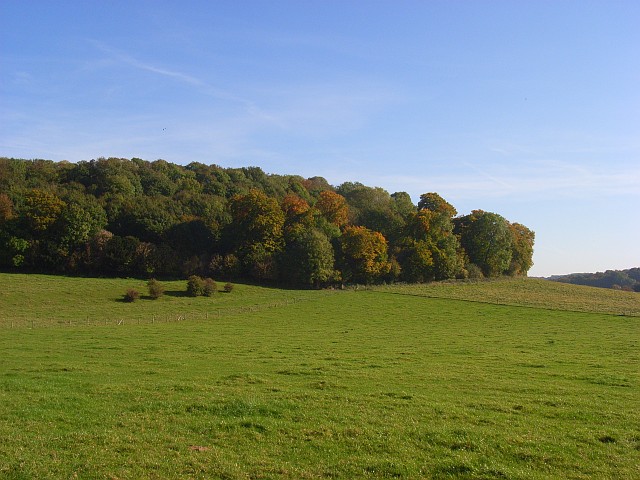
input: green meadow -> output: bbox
[1,274,639,479]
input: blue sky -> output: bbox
[2,1,638,276]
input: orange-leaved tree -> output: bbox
[340,225,391,284]
[315,191,349,228]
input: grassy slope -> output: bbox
[374,277,640,316]
[0,274,639,479]
[0,274,335,327]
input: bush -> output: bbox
[224,282,234,293]
[147,278,165,299]
[186,275,206,297]
[466,263,484,280]
[203,278,217,297]
[124,288,140,302]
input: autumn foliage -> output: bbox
[0,157,535,285]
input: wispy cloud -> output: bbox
[91,41,260,111]
[381,160,640,202]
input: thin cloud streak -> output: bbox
[384,162,640,201]
[91,41,262,113]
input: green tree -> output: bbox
[417,192,457,217]
[102,235,142,275]
[56,200,107,252]
[280,227,336,287]
[109,196,178,243]
[164,220,216,256]
[390,191,416,220]
[230,189,285,279]
[455,210,513,277]
[395,238,434,283]
[230,189,285,253]
[399,199,462,281]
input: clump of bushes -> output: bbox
[124,288,140,302]
[147,278,165,299]
[224,282,234,293]
[187,275,218,297]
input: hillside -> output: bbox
[375,277,640,316]
[549,268,640,292]
[1,273,638,479]
[1,274,639,328]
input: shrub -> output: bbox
[203,278,217,297]
[466,263,484,280]
[124,288,140,302]
[224,282,234,293]
[147,278,165,299]
[186,275,205,297]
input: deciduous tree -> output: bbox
[340,226,391,284]
[455,210,513,277]
[315,191,349,228]
[280,227,336,287]
[508,222,535,276]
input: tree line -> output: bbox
[0,157,534,286]
[549,269,640,292]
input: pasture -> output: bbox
[1,274,639,479]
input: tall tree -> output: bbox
[340,226,391,284]
[398,193,463,281]
[230,189,285,280]
[508,222,535,276]
[280,227,336,287]
[417,192,457,217]
[23,189,66,233]
[0,193,15,223]
[315,191,349,228]
[455,210,513,277]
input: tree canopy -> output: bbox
[0,157,535,285]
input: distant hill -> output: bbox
[548,268,640,292]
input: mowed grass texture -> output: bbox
[0,274,639,479]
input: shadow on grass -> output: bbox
[115,289,231,302]
[163,290,192,298]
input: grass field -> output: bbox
[1,273,639,479]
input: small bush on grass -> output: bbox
[203,278,217,297]
[147,278,165,299]
[224,282,234,293]
[466,263,484,280]
[186,275,206,297]
[124,288,140,302]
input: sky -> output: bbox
[1,1,638,277]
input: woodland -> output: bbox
[550,268,640,292]
[0,157,534,286]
